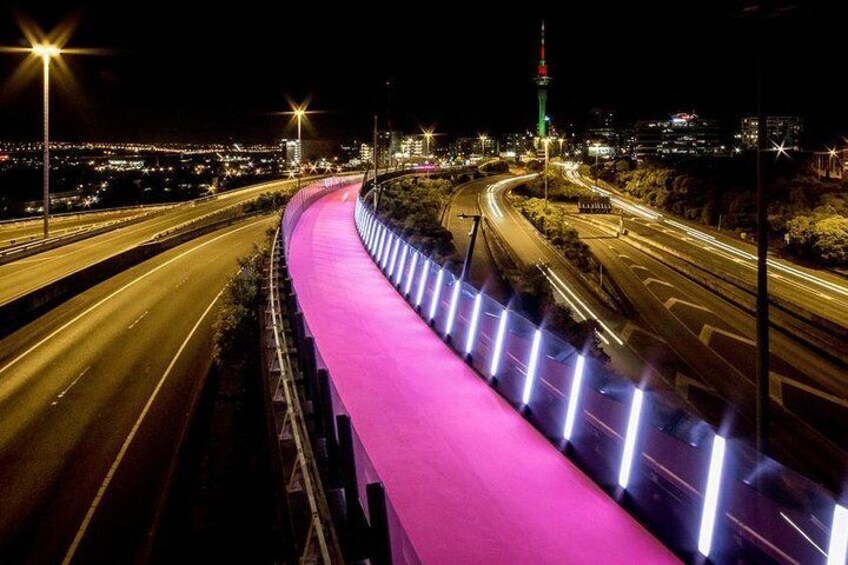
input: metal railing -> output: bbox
[263,176,354,564]
[354,192,848,565]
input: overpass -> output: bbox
[268,175,848,564]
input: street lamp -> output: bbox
[457,213,482,281]
[292,106,306,165]
[479,134,488,157]
[32,42,61,239]
[543,137,550,204]
[423,129,434,157]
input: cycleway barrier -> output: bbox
[354,191,848,565]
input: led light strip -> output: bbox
[521,329,542,405]
[562,355,585,442]
[465,294,482,355]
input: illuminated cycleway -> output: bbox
[283,176,848,564]
[288,184,676,563]
[288,185,681,562]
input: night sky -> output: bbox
[0,1,844,145]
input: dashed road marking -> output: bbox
[51,366,91,406]
[664,297,712,313]
[699,324,755,347]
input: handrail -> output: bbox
[268,225,337,564]
[353,179,848,565]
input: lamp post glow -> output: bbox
[479,134,488,157]
[32,43,61,239]
[293,107,306,166]
[423,129,434,157]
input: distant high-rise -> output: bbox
[735,116,803,150]
[632,113,724,159]
[534,21,552,138]
[280,138,301,166]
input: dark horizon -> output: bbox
[0,1,845,146]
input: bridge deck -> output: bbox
[287,186,678,564]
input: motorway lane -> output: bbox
[478,177,683,392]
[482,177,847,483]
[563,165,848,329]
[0,215,276,563]
[442,174,512,299]
[0,178,297,307]
[0,208,160,249]
[564,214,848,417]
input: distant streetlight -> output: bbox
[33,42,62,239]
[423,128,434,157]
[543,137,550,203]
[479,134,488,157]
[293,107,306,164]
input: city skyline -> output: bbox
[1,2,846,145]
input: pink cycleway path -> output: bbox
[287,185,679,564]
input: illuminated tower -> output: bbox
[534,20,552,138]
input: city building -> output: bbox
[631,113,724,159]
[280,138,301,165]
[810,147,848,180]
[735,115,803,150]
[400,136,425,158]
[359,143,373,164]
[500,132,535,159]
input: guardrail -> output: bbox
[271,176,420,564]
[264,177,349,563]
[354,192,848,565]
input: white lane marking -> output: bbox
[62,287,225,564]
[699,324,756,347]
[644,278,673,288]
[51,366,91,406]
[127,310,149,330]
[538,264,624,346]
[664,297,712,313]
[0,219,264,379]
[629,264,650,272]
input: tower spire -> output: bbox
[533,20,552,138]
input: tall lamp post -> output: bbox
[457,213,482,281]
[543,137,550,204]
[32,43,61,239]
[479,134,488,158]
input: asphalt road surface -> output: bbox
[0,215,276,564]
[472,175,847,486]
[0,207,164,249]
[563,164,848,330]
[0,178,298,307]
[442,174,512,299]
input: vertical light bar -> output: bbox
[465,294,482,355]
[444,280,462,336]
[395,243,408,286]
[405,253,419,296]
[828,504,848,565]
[562,355,586,442]
[618,388,644,490]
[381,233,393,268]
[521,329,542,405]
[376,227,386,259]
[490,310,508,377]
[369,218,378,249]
[698,434,727,559]
[415,260,429,307]
[366,218,375,249]
[388,237,401,277]
[429,268,445,321]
